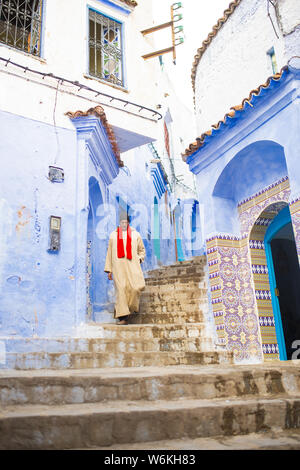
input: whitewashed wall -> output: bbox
[0,0,161,143]
[194,0,300,136]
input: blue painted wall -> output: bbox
[0,110,185,340]
[0,109,78,338]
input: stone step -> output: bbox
[0,350,232,370]
[2,337,214,355]
[1,363,299,407]
[0,324,209,353]
[77,323,208,340]
[1,395,300,449]
[142,280,207,295]
[140,292,207,310]
[146,268,205,280]
[145,276,205,286]
[146,256,207,278]
[74,429,300,450]
[129,312,205,324]
[96,337,213,354]
[139,301,207,314]
[141,288,207,300]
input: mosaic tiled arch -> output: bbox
[207,176,300,363]
[248,202,290,360]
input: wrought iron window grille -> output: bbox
[89,9,124,88]
[0,0,43,56]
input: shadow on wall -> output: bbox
[212,140,288,235]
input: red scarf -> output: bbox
[117,225,132,260]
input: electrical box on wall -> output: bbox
[48,166,64,183]
[49,216,61,252]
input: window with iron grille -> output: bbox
[0,0,43,56]
[89,9,124,87]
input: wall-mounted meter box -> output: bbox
[48,166,64,183]
[49,216,61,252]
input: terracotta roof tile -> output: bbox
[191,0,242,92]
[65,106,124,167]
[119,0,138,7]
[182,66,289,161]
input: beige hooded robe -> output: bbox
[104,227,146,318]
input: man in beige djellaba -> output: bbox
[104,213,146,325]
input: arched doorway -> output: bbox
[249,201,300,361]
[265,206,300,360]
[86,177,105,321]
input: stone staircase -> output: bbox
[1,256,300,449]
[1,362,300,449]
[0,256,231,370]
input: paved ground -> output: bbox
[74,429,300,450]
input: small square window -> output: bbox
[89,9,124,87]
[0,0,43,56]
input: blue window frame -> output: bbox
[88,8,124,87]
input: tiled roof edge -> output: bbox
[120,0,138,7]
[182,66,289,162]
[65,106,124,167]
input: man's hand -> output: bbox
[108,272,113,280]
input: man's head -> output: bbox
[119,213,130,231]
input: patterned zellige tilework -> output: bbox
[206,176,297,363]
[249,209,280,360]
[86,240,93,320]
[238,176,290,238]
[207,238,226,344]
[207,236,261,362]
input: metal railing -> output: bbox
[0,55,163,121]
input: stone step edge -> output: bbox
[0,326,210,347]
[2,350,224,360]
[145,278,205,285]
[1,364,298,398]
[140,298,208,303]
[1,396,298,450]
[72,429,300,450]
[82,322,208,329]
[145,273,205,281]
[0,323,210,344]
[141,292,207,298]
[146,257,207,273]
[0,337,215,354]
[0,361,289,379]
[1,395,299,418]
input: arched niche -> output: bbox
[87,176,106,320]
[212,140,288,235]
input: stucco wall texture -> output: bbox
[194,0,300,136]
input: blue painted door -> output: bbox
[265,206,300,360]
